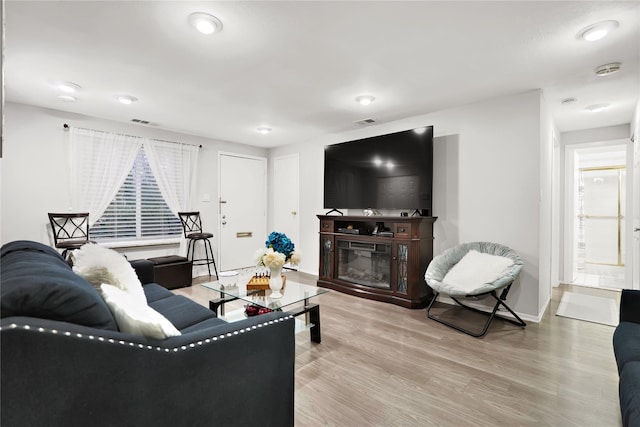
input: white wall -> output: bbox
[562,125,630,145]
[271,90,547,319]
[1,102,267,266]
[539,91,556,314]
[634,100,640,142]
[3,92,552,319]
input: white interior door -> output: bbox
[219,153,267,271]
[273,154,299,267]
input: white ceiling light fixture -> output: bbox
[256,126,272,134]
[58,95,76,102]
[355,95,375,106]
[57,81,81,93]
[584,103,611,113]
[413,127,427,135]
[188,12,223,35]
[595,62,622,77]
[116,95,138,105]
[577,20,619,41]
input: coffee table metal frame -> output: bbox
[203,279,328,343]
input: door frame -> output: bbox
[217,151,267,270]
[632,132,639,288]
[562,139,633,288]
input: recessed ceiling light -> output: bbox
[413,127,428,135]
[355,95,375,106]
[188,12,223,35]
[116,95,138,105]
[585,103,611,113]
[58,95,76,102]
[256,126,272,134]
[577,20,619,41]
[57,81,81,93]
[595,62,622,76]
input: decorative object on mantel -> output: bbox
[254,232,300,298]
[363,208,382,216]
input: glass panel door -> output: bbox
[582,168,623,265]
[576,166,626,288]
[336,239,391,289]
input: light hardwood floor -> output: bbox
[178,274,621,427]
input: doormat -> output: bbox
[556,291,618,327]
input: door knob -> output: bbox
[291,211,297,215]
[222,220,227,225]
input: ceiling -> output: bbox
[4,1,639,148]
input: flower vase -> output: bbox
[269,265,284,298]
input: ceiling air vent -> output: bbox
[354,118,376,126]
[595,62,621,77]
[130,118,157,126]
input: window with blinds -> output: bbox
[90,149,182,242]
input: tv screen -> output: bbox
[324,126,433,214]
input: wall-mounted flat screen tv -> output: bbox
[323,126,433,214]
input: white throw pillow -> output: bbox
[99,284,181,339]
[442,249,514,293]
[72,243,147,306]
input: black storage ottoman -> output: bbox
[147,255,193,290]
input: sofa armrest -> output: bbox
[620,290,640,324]
[129,259,155,284]
[1,312,295,427]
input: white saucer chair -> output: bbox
[424,241,526,337]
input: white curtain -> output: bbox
[143,139,199,215]
[143,139,199,254]
[69,127,142,226]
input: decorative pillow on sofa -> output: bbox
[72,244,147,306]
[99,284,181,339]
[442,249,514,293]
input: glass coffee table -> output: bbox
[202,274,329,343]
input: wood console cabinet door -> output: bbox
[392,241,410,295]
[318,219,335,281]
[319,234,334,280]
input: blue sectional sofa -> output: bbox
[1,240,295,427]
[613,289,640,426]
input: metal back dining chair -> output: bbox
[48,212,92,261]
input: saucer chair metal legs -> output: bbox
[178,211,219,279]
[426,284,527,338]
[424,241,527,338]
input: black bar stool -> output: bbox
[178,211,219,278]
